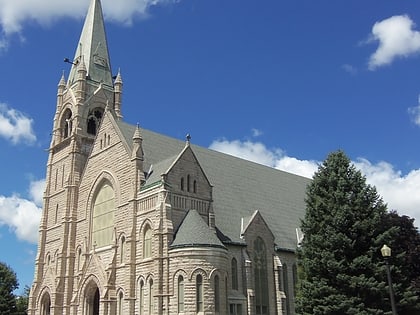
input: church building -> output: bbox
[29,0,309,314]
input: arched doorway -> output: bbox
[40,292,51,315]
[84,283,100,315]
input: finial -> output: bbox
[133,123,142,140]
[114,68,122,83]
[186,133,191,145]
[58,71,66,87]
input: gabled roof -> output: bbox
[170,210,225,249]
[68,0,113,86]
[116,120,310,251]
[241,210,275,240]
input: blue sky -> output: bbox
[1,0,420,293]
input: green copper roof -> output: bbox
[68,0,113,86]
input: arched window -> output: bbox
[87,108,103,135]
[196,274,203,312]
[77,247,82,272]
[180,177,184,191]
[143,226,152,258]
[193,180,197,193]
[118,291,123,315]
[283,263,290,314]
[254,237,269,315]
[139,280,144,315]
[187,175,190,192]
[231,258,238,290]
[149,279,154,314]
[55,250,59,273]
[214,275,220,313]
[92,183,115,248]
[62,109,72,139]
[120,236,125,264]
[178,275,184,312]
[41,292,51,315]
[55,204,59,224]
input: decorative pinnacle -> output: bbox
[186,133,191,145]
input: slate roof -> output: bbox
[68,0,113,87]
[170,210,226,249]
[116,120,310,252]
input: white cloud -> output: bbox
[0,179,44,244]
[355,159,420,226]
[408,94,420,126]
[209,138,318,178]
[368,15,420,70]
[29,179,45,207]
[275,156,319,179]
[341,64,358,75]
[0,0,177,50]
[0,103,36,145]
[209,139,284,169]
[251,128,263,137]
[209,138,420,227]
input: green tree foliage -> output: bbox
[15,285,30,315]
[0,262,18,315]
[296,150,418,314]
[380,211,420,314]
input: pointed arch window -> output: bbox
[254,237,269,315]
[77,247,82,272]
[283,263,290,314]
[92,183,115,248]
[143,226,152,258]
[196,274,203,312]
[231,258,238,290]
[149,279,154,314]
[87,108,103,135]
[214,275,220,313]
[118,291,123,315]
[139,280,144,315]
[62,109,72,139]
[120,236,125,264]
[178,275,185,312]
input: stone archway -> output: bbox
[84,282,100,315]
[40,292,51,315]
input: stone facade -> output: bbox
[29,0,308,314]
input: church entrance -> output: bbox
[40,292,51,315]
[84,284,100,315]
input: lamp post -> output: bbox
[381,244,398,315]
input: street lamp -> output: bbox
[381,244,398,315]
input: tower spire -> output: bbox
[68,0,113,87]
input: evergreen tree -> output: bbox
[380,211,420,313]
[0,262,18,315]
[296,151,394,315]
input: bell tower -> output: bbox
[29,0,122,314]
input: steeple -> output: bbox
[68,0,113,87]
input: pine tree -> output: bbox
[380,211,420,314]
[0,262,18,315]
[296,151,393,315]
